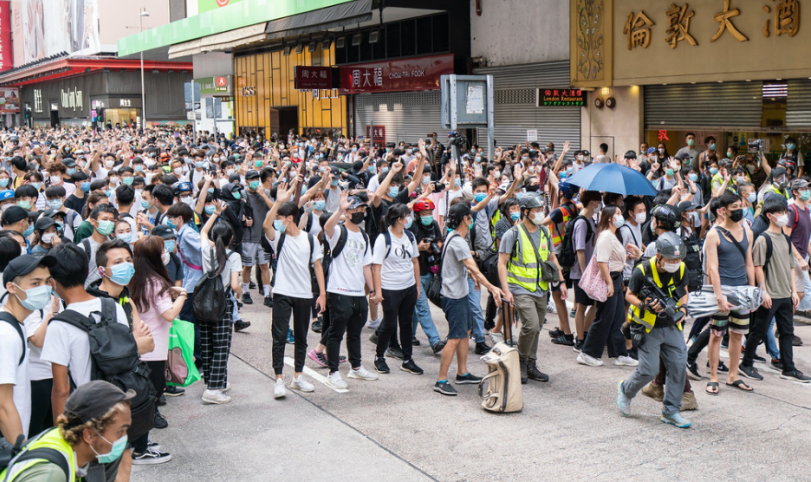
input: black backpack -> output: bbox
[323,224,369,285]
[681,230,703,292]
[383,229,415,259]
[50,298,156,441]
[557,215,592,271]
[192,247,228,324]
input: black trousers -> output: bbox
[485,292,497,331]
[28,378,53,438]
[272,294,312,374]
[743,298,795,372]
[581,273,628,359]
[376,285,418,360]
[133,360,165,454]
[325,293,368,373]
[687,327,711,366]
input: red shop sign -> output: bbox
[339,54,454,94]
[295,66,334,90]
[366,125,386,143]
[0,1,11,72]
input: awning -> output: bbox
[264,0,372,39]
[169,23,269,59]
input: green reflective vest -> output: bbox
[1,428,77,482]
[628,258,686,333]
[506,224,550,292]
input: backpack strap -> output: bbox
[0,311,25,365]
[762,232,793,276]
[51,310,94,332]
[384,230,392,259]
[81,238,92,260]
[789,203,802,231]
[716,226,747,261]
[276,231,287,257]
[99,297,117,325]
[10,447,71,481]
[620,223,639,246]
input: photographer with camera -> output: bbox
[408,199,446,354]
[617,232,691,428]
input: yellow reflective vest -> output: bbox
[1,428,78,482]
[627,258,686,333]
[506,224,550,292]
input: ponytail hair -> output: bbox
[381,203,410,234]
[210,222,234,276]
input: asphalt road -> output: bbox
[133,289,811,482]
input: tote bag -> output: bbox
[578,255,608,303]
[166,319,201,387]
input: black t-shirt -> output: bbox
[166,253,184,283]
[65,193,86,214]
[368,189,410,242]
[628,263,688,301]
[409,218,442,275]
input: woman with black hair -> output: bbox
[779,136,804,178]
[198,201,243,405]
[370,203,422,375]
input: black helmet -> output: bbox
[652,204,681,231]
[519,193,544,211]
[656,232,686,259]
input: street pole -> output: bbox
[139,7,148,133]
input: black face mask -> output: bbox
[728,209,744,223]
[349,212,365,225]
[525,184,540,193]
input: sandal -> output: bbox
[725,379,753,392]
[706,381,719,395]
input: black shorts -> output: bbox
[551,271,572,292]
[573,281,594,306]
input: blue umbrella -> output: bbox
[565,163,657,196]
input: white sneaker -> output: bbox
[290,375,315,392]
[201,389,231,405]
[546,300,557,314]
[367,318,382,329]
[273,378,286,399]
[348,365,379,381]
[614,356,639,367]
[222,382,231,393]
[326,371,348,390]
[490,332,504,345]
[577,352,604,367]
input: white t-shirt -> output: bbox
[23,297,63,381]
[372,229,419,290]
[201,245,242,289]
[41,298,128,388]
[439,189,465,218]
[326,227,372,296]
[0,315,30,438]
[269,230,322,299]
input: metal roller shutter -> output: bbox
[353,91,453,144]
[644,82,763,130]
[787,79,811,129]
[472,61,581,156]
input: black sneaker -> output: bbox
[164,386,185,397]
[241,293,253,305]
[780,369,811,383]
[548,328,564,338]
[386,345,404,360]
[132,447,172,465]
[434,381,457,396]
[686,363,703,381]
[264,296,273,308]
[312,318,323,333]
[551,334,574,346]
[374,357,390,374]
[258,284,264,296]
[771,358,784,371]
[627,347,638,361]
[431,339,447,355]
[708,360,729,373]
[753,354,766,363]
[455,372,483,385]
[474,341,492,355]
[792,335,803,346]
[400,359,424,375]
[234,320,251,332]
[573,339,584,353]
[412,336,421,346]
[249,281,257,290]
[369,331,379,344]
[157,394,166,406]
[153,410,168,429]
[738,364,763,381]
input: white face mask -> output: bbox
[774,214,789,227]
[663,261,681,273]
[635,212,646,224]
[173,167,183,176]
[42,232,56,244]
[50,176,61,185]
[531,212,544,225]
[105,160,115,169]
[613,215,625,229]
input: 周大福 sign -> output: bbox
[339,54,454,94]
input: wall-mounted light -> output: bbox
[351,33,362,46]
[308,42,317,52]
[295,44,303,54]
[321,39,332,50]
[283,45,292,56]
[336,37,345,49]
[368,30,380,44]
[601,87,610,96]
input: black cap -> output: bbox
[352,161,364,172]
[245,170,260,180]
[62,158,76,168]
[773,167,788,178]
[64,380,135,425]
[34,216,57,231]
[347,196,366,210]
[3,254,56,284]
[151,225,176,239]
[228,173,241,183]
[447,202,472,224]
[674,151,692,162]
[624,150,637,159]
[1,206,28,225]
[677,201,697,213]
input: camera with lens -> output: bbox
[748,139,763,151]
[638,277,685,326]
[433,182,446,192]
[447,131,468,149]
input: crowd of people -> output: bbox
[0,125,810,479]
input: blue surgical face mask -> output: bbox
[31,183,41,191]
[134,165,144,172]
[164,240,176,253]
[388,186,399,198]
[747,192,757,203]
[195,162,204,168]
[474,193,487,203]
[205,205,216,215]
[454,178,461,187]
[107,262,135,286]
[67,168,76,175]
[49,199,63,209]
[91,433,128,464]
[709,168,719,175]
[331,179,339,187]
[273,219,286,232]
[314,200,325,211]
[140,200,151,209]
[688,173,698,182]
[13,284,52,311]
[116,233,133,243]
[510,212,520,222]
[0,179,8,187]
[709,143,716,151]
[123,177,133,185]
[81,182,91,192]
[208,188,215,194]
[17,200,31,210]
[249,181,260,190]
[404,216,413,229]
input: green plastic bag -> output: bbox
[165,319,200,387]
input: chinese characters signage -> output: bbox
[339,54,454,94]
[0,87,18,113]
[294,66,334,90]
[0,1,10,72]
[538,88,585,107]
[366,125,386,143]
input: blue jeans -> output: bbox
[467,277,486,344]
[766,317,780,359]
[412,273,441,345]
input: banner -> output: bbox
[338,54,454,94]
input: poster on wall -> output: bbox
[21,0,100,64]
[0,87,19,113]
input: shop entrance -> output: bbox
[49,108,59,128]
[271,106,298,140]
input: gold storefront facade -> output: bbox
[234,45,347,138]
